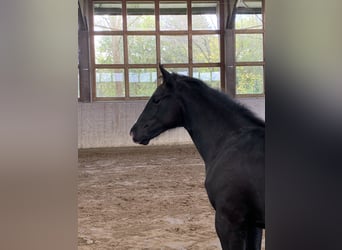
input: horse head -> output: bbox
[130,65,184,145]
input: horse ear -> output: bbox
[159,64,174,88]
[159,64,171,80]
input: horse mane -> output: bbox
[172,73,265,128]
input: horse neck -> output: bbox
[178,88,256,164]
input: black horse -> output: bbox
[130,65,265,250]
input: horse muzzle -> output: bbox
[130,126,150,145]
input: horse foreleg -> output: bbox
[246,226,262,250]
[215,211,247,250]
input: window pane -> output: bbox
[236,66,264,94]
[95,35,124,64]
[193,67,220,89]
[127,2,155,31]
[160,2,187,30]
[129,68,157,97]
[128,36,156,64]
[96,68,125,97]
[236,0,262,9]
[165,68,189,76]
[192,35,220,63]
[160,36,188,63]
[192,2,219,30]
[235,34,263,62]
[93,3,122,31]
[235,14,262,29]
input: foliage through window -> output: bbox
[234,1,264,95]
[90,0,224,100]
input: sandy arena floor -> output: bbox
[78,145,265,250]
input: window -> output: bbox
[234,0,264,96]
[90,0,224,100]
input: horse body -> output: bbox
[204,127,265,249]
[130,65,265,250]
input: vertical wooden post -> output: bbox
[78,2,91,102]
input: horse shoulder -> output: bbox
[204,126,265,212]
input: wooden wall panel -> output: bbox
[78,98,264,148]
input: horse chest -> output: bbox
[204,163,255,210]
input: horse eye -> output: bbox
[152,98,160,104]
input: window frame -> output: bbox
[89,0,225,101]
[233,0,265,97]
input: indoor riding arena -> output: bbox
[78,144,266,249]
[78,0,266,249]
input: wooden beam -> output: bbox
[226,0,237,29]
[78,2,91,102]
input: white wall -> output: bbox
[78,97,265,148]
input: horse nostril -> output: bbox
[144,124,149,129]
